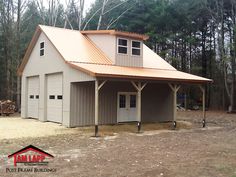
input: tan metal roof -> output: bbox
[18,25,113,75]
[81,30,149,40]
[143,45,176,70]
[18,25,212,83]
[39,25,112,64]
[69,62,212,83]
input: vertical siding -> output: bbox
[70,81,173,127]
[70,82,95,127]
[115,37,143,67]
[22,32,95,127]
[86,34,144,67]
[99,81,136,125]
[142,83,173,122]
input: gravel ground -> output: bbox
[0,115,190,139]
[0,117,78,139]
[0,111,235,177]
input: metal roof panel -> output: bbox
[69,62,212,83]
[39,25,113,65]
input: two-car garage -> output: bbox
[26,73,63,123]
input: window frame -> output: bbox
[49,95,55,99]
[129,94,136,108]
[119,94,126,108]
[57,95,63,100]
[40,42,45,56]
[131,40,141,56]
[117,38,128,55]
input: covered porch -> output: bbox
[69,62,211,136]
[70,79,207,137]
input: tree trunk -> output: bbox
[16,0,21,111]
[97,0,107,30]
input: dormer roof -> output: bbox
[81,30,149,41]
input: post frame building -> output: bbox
[18,25,212,135]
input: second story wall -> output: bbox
[115,36,143,67]
[86,34,143,67]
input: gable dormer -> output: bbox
[81,30,148,67]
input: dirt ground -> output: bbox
[0,110,236,177]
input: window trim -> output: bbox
[40,41,45,56]
[131,40,141,56]
[117,38,128,55]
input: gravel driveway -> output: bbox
[0,114,191,140]
[0,116,77,139]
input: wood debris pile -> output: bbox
[0,100,15,116]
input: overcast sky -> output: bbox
[84,0,95,12]
[42,0,95,13]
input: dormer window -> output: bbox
[131,40,141,56]
[117,38,128,54]
[40,42,44,56]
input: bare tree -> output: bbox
[97,0,107,30]
[106,6,132,29]
[78,0,84,30]
[208,0,236,112]
[63,0,73,29]
[16,0,27,111]
[36,0,61,26]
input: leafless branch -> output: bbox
[106,6,132,29]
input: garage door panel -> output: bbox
[47,73,63,123]
[27,76,39,119]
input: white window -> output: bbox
[117,38,128,54]
[131,40,141,56]
[40,42,44,56]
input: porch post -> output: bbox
[131,81,147,133]
[94,80,107,137]
[95,80,99,136]
[168,83,180,129]
[199,85,206,127]
[137,82,141,132]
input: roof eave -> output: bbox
[95,73,213,84]
[81,30,149,41]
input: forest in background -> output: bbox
[0,0,235,111]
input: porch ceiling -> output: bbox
[69,62,213,84]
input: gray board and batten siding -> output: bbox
[70,81,174,127]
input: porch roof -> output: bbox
[69,62,212,83]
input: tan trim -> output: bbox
[81,30,149,41]
[95,73,212,83]
[67,62,96,77]
[82,35,113,64]
[17,26,41,75]
[17,25,68,76]
[64,62,212,84]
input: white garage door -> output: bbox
[47,73,63,123]
[27,76,39,118]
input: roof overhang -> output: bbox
[81,30,149,41]
[69,62,213,84]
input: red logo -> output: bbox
[8,145,54,167]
